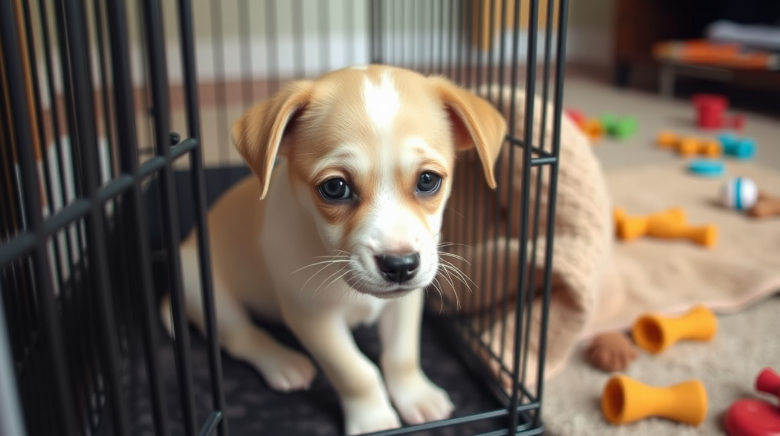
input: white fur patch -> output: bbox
[349,65,369,70]
[363,72,400,135]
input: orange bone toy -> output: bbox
[656,131,721,158]
[613,207,717,248]
[632,305,718,354]
[602,374,708,426]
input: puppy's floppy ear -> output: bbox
[430,77,507,189]
[231,80,314,199]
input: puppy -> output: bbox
[161,65,506,435]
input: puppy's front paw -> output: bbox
[343,398,401,435]
[256,348,317,392]
[387,374,454,425]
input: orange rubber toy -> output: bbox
[632,305,718,354]
[583,118,604,142]
[613,207,686,241]
[602,374,708,426]
[656,130,721,158]
[613,207,717,248]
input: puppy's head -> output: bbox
[232,65,505,298]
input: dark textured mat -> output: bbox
[126,314,514,436]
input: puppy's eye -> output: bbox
[416,172,442,194]
[318,178,352,201]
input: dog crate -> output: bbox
[0,0,569,435]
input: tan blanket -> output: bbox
[436,86,780,391]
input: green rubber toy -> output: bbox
[600,114,638,140]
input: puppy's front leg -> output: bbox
[379,290,454,425]
[283,309,401,435]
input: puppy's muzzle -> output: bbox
[375,253,420,284]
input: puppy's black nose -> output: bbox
[375,253,420,283]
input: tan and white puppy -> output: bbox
[162,65,506,435]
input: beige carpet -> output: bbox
[540,77,780,435]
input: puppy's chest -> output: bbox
[342,295,387,328]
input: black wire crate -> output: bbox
[0,0,569,435]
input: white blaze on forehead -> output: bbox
[363,71,400,134]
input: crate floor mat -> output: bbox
[136,166,528,435]
[127,317,517,436]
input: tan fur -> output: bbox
[163,65,506,435]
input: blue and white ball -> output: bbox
[719,177,758,211]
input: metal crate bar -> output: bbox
[0,136,197,271]
[58,0,131,433]
[139,0,200,434]
[177,0,228,434]
[104,0,173,434]
[0,0,77,433]
[536,0,571,410]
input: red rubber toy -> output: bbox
[692,94,745,131]
[724,368,780,436]
[757,368,780,398]
[565,108,587,127]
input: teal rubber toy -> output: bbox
[718,133,756,160]
[688,159,725,177]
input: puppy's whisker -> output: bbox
[437,241,471,249]
[441,267,475,301]
[341,275,364,301]
[312,263,350,298]
[438,250,471,265]
[316,268,351,299]
[299,262,337,294]
[440,258,477,289]
[437,265,460,310]
[444,207,465,220]
[430,278,444,315]
[291,259,349,275]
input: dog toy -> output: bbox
[565,108,587,127]
[718,133,757,160]
[723,368,780,436]
[632,305,717,354]
[566,109,635,143]
[719,177,759,211]
[582,118,604,142]
[614,207,717,248]
[691,94,745,130]
[565,108,597,140]
[656,130,721,158]
[613,207,686,241]
[601,374,708,426]
[688,159,726,177]
[718,178,780,218]
[584,332,639,373]
[600,114,638,140]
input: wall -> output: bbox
[566,0,614,66]
[31,0,614,101]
